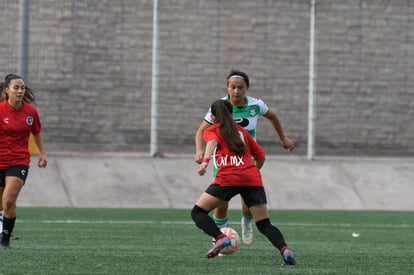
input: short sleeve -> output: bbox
[30,107,42,135]
[257,98,269,116]
[203,125,218,143]
[203,108,214,124]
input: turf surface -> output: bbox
[1,208,413,274]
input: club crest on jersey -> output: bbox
[249,107,256,117]
[26,116,34,125]
[3,117,9,124]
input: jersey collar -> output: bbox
[226,95,248,108]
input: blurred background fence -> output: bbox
[1,0,413,157]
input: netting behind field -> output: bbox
[0,0,413,156]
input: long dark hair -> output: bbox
[0,82,5,102]
[2,74,36,104]
[211,100,246,156]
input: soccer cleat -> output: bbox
[281,247,297,265]
[1,234,19,240]
[241,216,253,244]
[206,235,231,258]
[0,239,11,249]
[11,234,19,240]
[211,238,224,256]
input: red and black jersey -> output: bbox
[0,101,41,168]
[203,123,265,187]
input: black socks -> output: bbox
[191,205,222,239]
[256,218,287,250]
[1,216,16,242]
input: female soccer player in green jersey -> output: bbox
[195,70,295,245]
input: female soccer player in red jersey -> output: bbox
[191,99,296,265]
[0,74,47,249]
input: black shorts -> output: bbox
[0,165,30,187]
[204,184,267,208]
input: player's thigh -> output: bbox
[0,186,3,208]
[195,192,225,212]
[248,204,269,222]
[240,197,251,213]
[240,186,267,206]
[3,165,29,202]
[3,176,24,203]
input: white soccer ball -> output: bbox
[219,227,240,254]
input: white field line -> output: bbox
[17,220,414,228]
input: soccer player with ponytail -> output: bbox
[0,74,47,249]
[195,69,295,245]
[191,99,296,265]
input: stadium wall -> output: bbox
[19,154,414,210]
[0,1,413,157]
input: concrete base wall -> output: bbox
[19,154,414,211]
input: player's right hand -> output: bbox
[194,151,204,164]
[198,163,208,175]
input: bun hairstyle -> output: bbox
[3,74,36,104]
[211,100,246,156]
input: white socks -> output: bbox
[0,210,3,232]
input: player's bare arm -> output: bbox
[264,110,295,151]
[32,133,47,168]
[197,139,217,175]
[194,120,212,164]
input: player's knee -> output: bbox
[191,205,208,221]
[216,201,228,211]
[2,197,16,211]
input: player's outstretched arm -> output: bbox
[264,110,295,151]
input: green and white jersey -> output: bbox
[204,95,269,139]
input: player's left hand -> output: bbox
[281,137,295,151]
[38,155,47,168]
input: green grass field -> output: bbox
[1,208,414,274]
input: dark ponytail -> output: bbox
[0,82,5,102]
[211,100,246,156]
[4,74,20,88]
[3,74,36,104]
